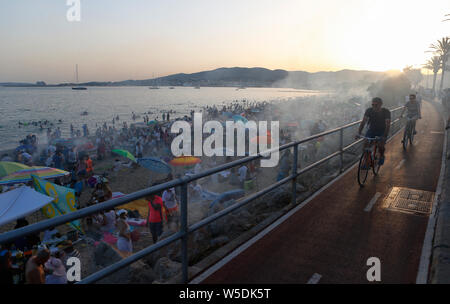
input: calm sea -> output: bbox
[0,86,323,150]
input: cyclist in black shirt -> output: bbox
[356,97,391,165]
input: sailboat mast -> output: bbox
[76,64,79,84]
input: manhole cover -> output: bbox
[383,187,434,216]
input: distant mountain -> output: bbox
[111,67,289,87]
[98,67,389,90]
[0,82,35,87]
[3,67,395,89]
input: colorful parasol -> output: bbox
[0,162,31,179]
[169,156,202,167]
[137,157,172,174]
[112,149,137,163]
[0,166,70,185]
[232,115,248,124]
[250,135,272,145]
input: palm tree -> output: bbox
[423,56,442,95]
[429,37,450,91]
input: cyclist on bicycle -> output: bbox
[355,97,391,165]
[400,94,421,140]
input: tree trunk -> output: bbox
[432,72,437,96]
[440,57,448,91]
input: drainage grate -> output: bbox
[383,187,434,216]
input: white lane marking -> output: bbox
[364,192,382,212]
[430,131,444,135]
[395,159,406,170]
[190,126,406,284]
[307,273,322,284]
[416,104,447,284]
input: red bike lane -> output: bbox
[195,101,444,284]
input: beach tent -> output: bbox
[0,186,54,227]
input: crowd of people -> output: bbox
[1,95,371,284]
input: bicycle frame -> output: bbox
[358,136,382,186]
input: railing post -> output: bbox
[180,182,188,283]
[292,145,298,205]
[339,128,344,173]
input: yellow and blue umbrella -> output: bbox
[0,166,69,185]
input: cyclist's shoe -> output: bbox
[413,130,417,135]
[378,156,385,166]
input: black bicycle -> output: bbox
[402,116,418,150]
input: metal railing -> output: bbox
[0,106,404,284]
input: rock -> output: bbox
[128,261,156,283]
[94,242,122,267]
[154,257,182,281]
[296,182,308,193]
[210,236,230,247]
[165,266,203,284]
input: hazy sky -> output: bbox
[1,0,449,83]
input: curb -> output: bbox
[426,98,450,283]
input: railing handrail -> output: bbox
[0,105,405,284]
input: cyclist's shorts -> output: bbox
[366,129,384,138]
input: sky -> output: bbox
[0,0,449,83]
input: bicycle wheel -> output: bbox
[358,152,370,187]
[409,126,414,145]
[372,149,381,176]
[402,124,409,150]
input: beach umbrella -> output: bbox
[137,157,172,174]
[232,115,248,124]
[147,120,158,125]
[0,186,55,226]
[112,149,137,163]
[0,162,31,179]
[112,192,125,200]
[250,135,272,145]
[169,156,201,167]
[51,138,74,147]
[0,166,70,185]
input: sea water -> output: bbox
[0,86,323,150]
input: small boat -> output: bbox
[169,87,175,89]
[72,64,87,90]
[149,86,159,89]
[81,111,89,116]
[194,86,200,89]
